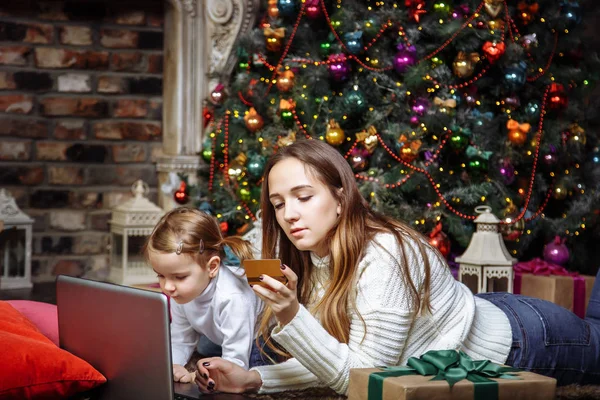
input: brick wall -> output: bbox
[0,0,164,283]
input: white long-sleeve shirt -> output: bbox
[252,232,512,394]
[170,265,263,369]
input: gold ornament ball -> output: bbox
[228,161,245,179]
[326,126,345,146]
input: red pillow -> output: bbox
[0,301,106,399]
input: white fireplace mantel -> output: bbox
[157,0,259,209]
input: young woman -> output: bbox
[193,140,600,394]
[143,207,265,385]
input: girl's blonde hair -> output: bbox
[258,140,440,357]
[143,207,254,266]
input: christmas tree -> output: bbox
[194,0,600,273]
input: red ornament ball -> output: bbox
[173,182,189,204]
[429,223,451,258]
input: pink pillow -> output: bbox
[0,301,106,399]
[6,300,59,346]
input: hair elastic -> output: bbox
[175,240,184,255]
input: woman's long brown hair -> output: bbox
[258,139,437,356]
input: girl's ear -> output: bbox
[206,256,221,278]
[336,188,343,216]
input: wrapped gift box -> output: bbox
[348,368,556,400]
[513,258,595,318]
[517,273,595,315]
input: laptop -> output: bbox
[56,275,252,400]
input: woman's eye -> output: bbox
[273,202,284,210]
[299,196,312,202]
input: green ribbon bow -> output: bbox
[368,350,520,400]
[466,146,493,160]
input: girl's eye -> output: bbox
[175,276,188,281]
[273,202,284,210]
[299,196,312,202]
[156,274,164,279]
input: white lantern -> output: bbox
[109,180,164,285]
[456,205,516,294]
[0,189,34,289]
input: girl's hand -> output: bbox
[172,364,195,383]
[194,357,262,393]
[252,264,299,326]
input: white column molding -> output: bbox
[158,0,258,210]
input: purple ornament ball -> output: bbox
[542,236,570,266]
[327,54,351,82]
[498,157,515,185]
[393,51,416,74]
[410,115,420,125]
[412,97,430,115]
[393,43,417,74]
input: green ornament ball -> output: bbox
[467,157,488,173]
[319,42,332,57]
[433,1,451,14]
[246,153,266,179]
[281,110,294,127]
[238,187,252,202]
[362,17,380,37]
[238,61,250,71]
[330,9,347,33]
[449,132,469,152]
[201,138,213,162]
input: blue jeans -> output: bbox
[196,336,277,368]
[477,268,600,385]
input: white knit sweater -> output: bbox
[251,232,513,394]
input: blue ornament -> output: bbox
[277,0,296,17]
[504,62,527,90]
[343,31,363,55]
[199,201,213,214]
[451,92,462,106]
[343,86,367,114]
[524,101,540,120]
[591,147,600,164]
[560,1,581,28]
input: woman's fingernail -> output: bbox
[259,275,263,281]
[281,264,287,270]
[202,362,210,367]
[208,381,215,390]
[202,373,208,379]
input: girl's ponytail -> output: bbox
[219,236,255,264]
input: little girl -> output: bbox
[143,207,264,384]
